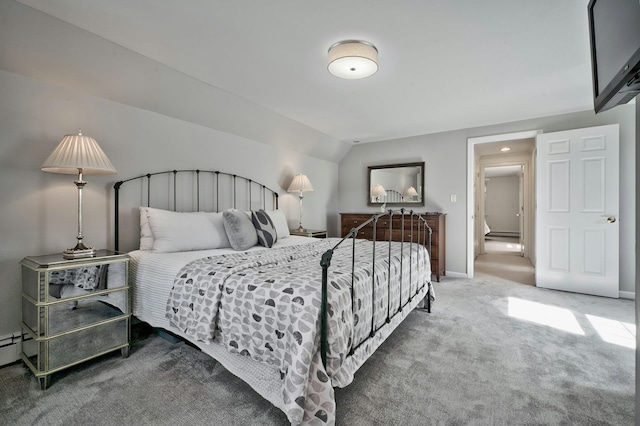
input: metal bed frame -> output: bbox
[114,169,279,252]
[113,169,432,372]
[320,209,432,368]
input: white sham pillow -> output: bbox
[265,210,290,239]
[139,207,154,250]
[208,212,232,248]
[145,207,231,253]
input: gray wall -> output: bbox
[339,105,636,294]
[635,101,639,422]
[0,0,349,164]
[485,176,520,234]
[0,0,342,338]
[0,69,339,337]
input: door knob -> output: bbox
[607,216,617,223]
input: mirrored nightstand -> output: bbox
[21,250,130,389]
[289,229,327,238]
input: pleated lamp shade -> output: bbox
[371,184,387,197]
[41,130,117,175]
[287,174,314,193]
[405,186,419,197]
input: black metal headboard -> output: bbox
[114,169,279,251]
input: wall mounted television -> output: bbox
[588,0,640,113]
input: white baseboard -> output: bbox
[444,271,468,279]
[619,291,635,300]
[0,331,22,367]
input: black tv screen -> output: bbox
[588,0,640,113]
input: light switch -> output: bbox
[450,194,457,203]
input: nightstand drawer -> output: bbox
[290,229,327,238]
[22,293,128,337]
[22,259,127,304]
[23,317,129,372]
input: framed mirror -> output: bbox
[367,162,425,206]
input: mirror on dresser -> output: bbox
[367,162,425,206]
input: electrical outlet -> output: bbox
[450,194,457,203]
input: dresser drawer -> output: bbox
[342,215,386,240]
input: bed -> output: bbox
[114,169,434,425]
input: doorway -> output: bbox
[466,130,539,282]
[477,163,535,285]
[484,164,524,256]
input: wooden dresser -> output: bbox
[340,212,446,282]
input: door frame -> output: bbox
[466,130,541,278]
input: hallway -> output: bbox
[475,236,535,286]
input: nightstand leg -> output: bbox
[121,346,130,358]
[39,375,50,390]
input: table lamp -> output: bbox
[41,130,117,259]
[287,173,314,232]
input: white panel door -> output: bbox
[536,125,619,297]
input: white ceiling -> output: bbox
[17,0,595,144]
[485,165,522,178]
[475,138,536,157]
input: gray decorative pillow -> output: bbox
[223,209,258,251]
[252,209,277,248]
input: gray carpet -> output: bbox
[1,277,634,425]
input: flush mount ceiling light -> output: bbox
[500,147,511,152]
[327,40,378,79]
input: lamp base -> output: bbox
[62,246,96,260]
[294,226,307,232]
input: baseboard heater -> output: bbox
[487,231,520,238]
[0,332,23,366]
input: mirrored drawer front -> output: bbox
[22,261,128,303]
[24,317,128,372]
[21,266,42,303]
[23,292,128,337]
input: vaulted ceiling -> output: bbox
[17,0,595,144]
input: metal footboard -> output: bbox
[319,209,432,368]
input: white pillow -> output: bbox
[265,210,290,239]
[145,207,231,253]
[208,212,232,248]
[139,207,154,250]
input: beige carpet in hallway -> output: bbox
[476,236,535,286]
